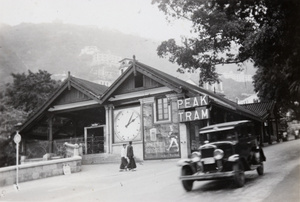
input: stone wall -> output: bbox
[142,95,181,160]
[0,156,82,187]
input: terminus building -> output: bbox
[18,58,277,162]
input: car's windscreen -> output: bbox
[200,129,237,144]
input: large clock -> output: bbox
[114,107,141,142]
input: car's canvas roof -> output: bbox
[199,120,251,134]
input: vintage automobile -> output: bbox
[178,120,266,191]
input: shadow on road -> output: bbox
[190,172,265,192]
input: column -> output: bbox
[105,104,114,154]
[110,105,114,153]
[179,123,188,158]
[105,105,109,153]
[48,116,53,153]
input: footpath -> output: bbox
[0,159,180,201]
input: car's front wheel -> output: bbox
[181,166,194,192]
[257,162,264,175]
[233,162,245,188]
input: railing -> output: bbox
[85,136,105,154]
[53,137,84,157]
[64,142,83,157]
[24,136,104,159]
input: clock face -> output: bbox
[114,108,141,142]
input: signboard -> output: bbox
[63,164,71,175]
[14,132,21,144]
[178,107,210,122]
[177,95,210,122]
[177,95,208,109]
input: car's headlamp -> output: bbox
[191,151,201,162]
[214,149,224,160]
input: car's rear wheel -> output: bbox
[233,161,245,188]
[181,167,194,192]
[257,162,264,175]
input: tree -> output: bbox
[5,70,60,113]
[0,70,60,167]
[152,0,300,119]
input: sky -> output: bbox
[0,0,193,41]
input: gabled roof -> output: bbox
[19,75,108,133]
[71,77,108,99]
[241,101,276,120]
[100,60,261,122]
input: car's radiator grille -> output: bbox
[203,163,217,172]
[201,148,214,158]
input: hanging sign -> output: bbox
[177,95,210,122]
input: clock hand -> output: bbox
[125,113,134,128]
[125,116,139,128]
[131,116,138,123]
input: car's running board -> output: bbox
[179,171,235,181]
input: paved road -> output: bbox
[263,165,300,202]
[0,139,299,202]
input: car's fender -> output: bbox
[177,159,192,167]
[228,154,239,162]
[181,164,197,175]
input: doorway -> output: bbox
[188,120,207,153]
[84,126,105,154]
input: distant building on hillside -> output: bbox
[91,52,121,67]
[203,82,224,95]
[79,46,121,86]
[185,70,224,95]
[79,46,99,55]
[222,71,253,82]
[238,93,259,104]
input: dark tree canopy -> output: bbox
[152,0,300,118]
[5,70,60,112]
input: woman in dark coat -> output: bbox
[127,141,136,171]
[119,144,128,171]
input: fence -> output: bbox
[24,136,104,158]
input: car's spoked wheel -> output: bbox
[257,162,264,175]
[233,162,245,187]
[181,167,194,192]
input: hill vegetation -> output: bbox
[0,22,256,99]
[0,22,179,84]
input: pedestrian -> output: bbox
[126,141,136,171]
[119,144,129,171]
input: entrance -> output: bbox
[188,120,207,153]
[84,126,105,154]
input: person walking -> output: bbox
[119,144,129,171]
[126,141,136,171]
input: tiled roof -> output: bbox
[19,75,108,133]
[71,76,108,99]
[241,101,276,120]
[134,61,261,121]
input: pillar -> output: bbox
[48,116,53,153]
[179,123,188,158]
[105,104,114,153]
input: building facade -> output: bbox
[19,58,264,162]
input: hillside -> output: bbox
[0,22,255,101]
[221,77,254,101]
[0,22,180,84]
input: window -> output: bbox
[156,97,169,121]
[134,72,144,88]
